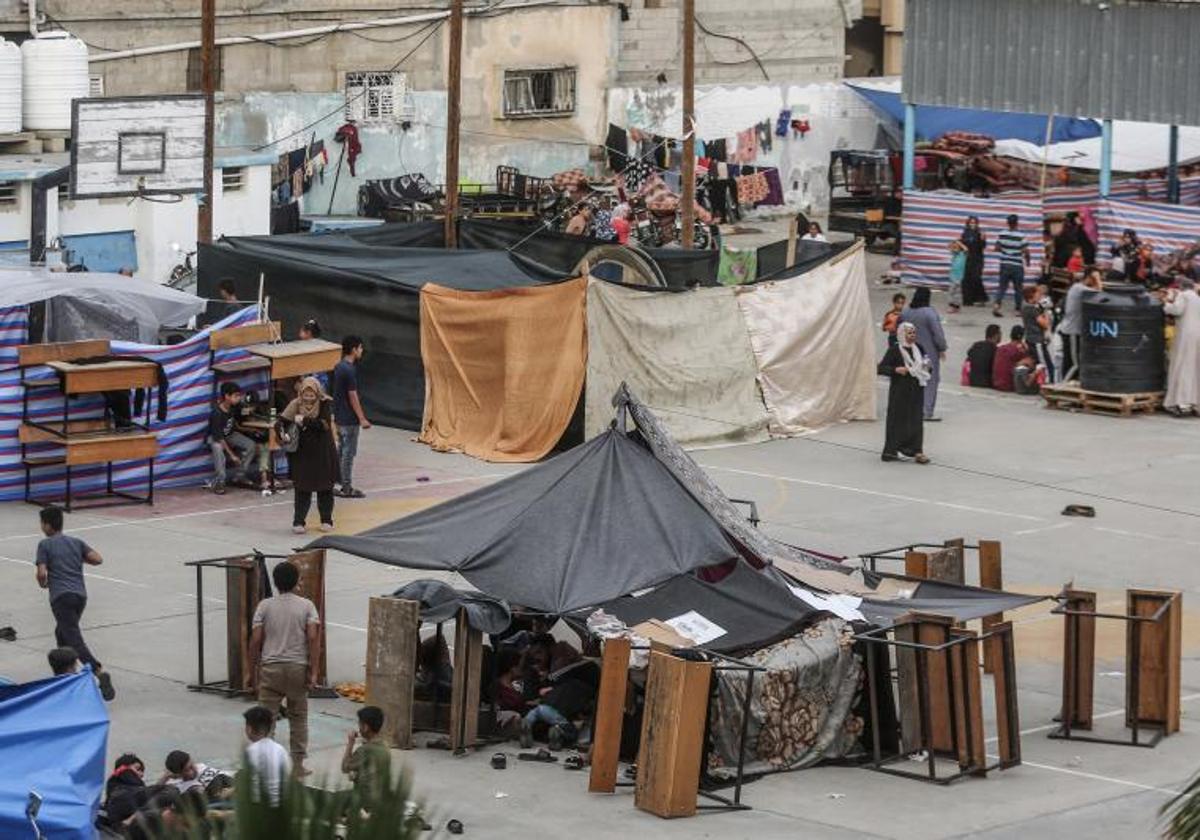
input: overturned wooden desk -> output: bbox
[18,340,160,510]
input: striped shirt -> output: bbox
[996,230,1027,267]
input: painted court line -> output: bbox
[996,755,1183,797]
[0,554,149,588]
[0,473,506,543]
[706,465,1043,522]
[988,692,1200,743]
[1013,521,1075,536]
[1095,526,1200,549]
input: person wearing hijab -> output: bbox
[278,377,339,534]
[877,322,930,464]
[958,216,988,306]
[898,287,948,421]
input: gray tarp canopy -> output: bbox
[312,428,741,614]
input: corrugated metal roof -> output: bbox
[903,0,1200,126]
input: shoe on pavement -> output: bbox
[97,670,116,702]
[211,481,226,496]
[319,522,333,533]
[291,524,306,535]
[340,486,366,499]
[914,453,931,465]
[881,453,899,462]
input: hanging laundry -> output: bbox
[757,121,772,153]
[718,245,758,286]
[706,138,727,162]
[736,172,769,205]
[756,168,784,207]
[334,121,363,177]
[624,158,655,192]
[776,109,792,138]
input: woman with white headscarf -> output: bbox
[277,376,340,533]
[877,322,931,464]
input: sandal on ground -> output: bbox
[1061,504,1095,518]
[518,748,557,763]
[914,454,930,465]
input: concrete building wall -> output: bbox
[615,0,860,87]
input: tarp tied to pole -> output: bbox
[0,671,109,838]
[585,280,770,447]
[418,277,587,462]
[737,244,877,435]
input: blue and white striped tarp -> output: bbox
[900,190,1045,289]
[0,306,261,502]
[1097,199,1200,266]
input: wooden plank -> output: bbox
[448,610,484,751]
[244,338,340,359]
[914,614,955,754]
[50,360,159,395]
[635,651,712,819]
[978,540,1003,673]
[892,620,921,754]
[224,556,261,693]
[589,637,631,794]
[208,321,280,350]
[904,550,929,579]
[929,544,964,585]
[365,597,420,750]
[65,433,158,466]
[1062,589,1096,729]
[1127,590,1182,733]
[949,628,986,774]
[989,622,1020,767]
[19,419,109,443]
[269,347,343,380]
[288,549,328,686]
[18,339,109,367]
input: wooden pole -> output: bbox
[198,0,215,245]
[443,0,463,249]
[679,0,695,249]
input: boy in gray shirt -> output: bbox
[34,505,114,700]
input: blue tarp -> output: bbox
[0,670,108,839]
[847,83,1102,145]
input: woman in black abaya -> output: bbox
[959,216,988,306]
[878,322,931,464]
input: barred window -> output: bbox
[502,68,576,118]
[344,71,413,124]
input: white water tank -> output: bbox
[22,31,89,131]
[0,38,21,134]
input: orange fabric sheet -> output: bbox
[418,277,587,462]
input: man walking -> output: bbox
[332,335,371,498]
[248,560,320,777]
[993,214,1031,318]
[34,506,115,700]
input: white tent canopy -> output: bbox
[994,122,1200,173]
[0,268,206,341]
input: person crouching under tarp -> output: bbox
[519,643,601,751]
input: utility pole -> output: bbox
[680,0,695,249]
[198,0,215,245]
[443,0,463,248]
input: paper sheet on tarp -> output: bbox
[736,243,877,435]
[418,277,587,462]
[585,279,770,447]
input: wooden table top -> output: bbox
[243,339,341,360]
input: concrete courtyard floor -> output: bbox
[2,251,1200,838]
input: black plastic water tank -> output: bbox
[1079,284,1165,393]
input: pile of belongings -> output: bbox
[358,173,440,218]
[931,131,996,155]
[639,173,713,223]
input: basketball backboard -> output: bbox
[70,95,206,200]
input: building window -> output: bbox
[502,68,576,118]
[344,71,412,124]
[0,181,17,209]
[88,75,104,97]
[222,167,244,192]
[57,182,72,204]
[186,46,223,92]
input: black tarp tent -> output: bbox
[311,428,743,614]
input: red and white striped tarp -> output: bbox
[1096,198,1200,265]
[900,190,1045,289]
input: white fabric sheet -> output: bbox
[736,244,877,435]
[585,279,770,447]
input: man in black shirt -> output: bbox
[208,382,260,495]
[966,324,1001,388]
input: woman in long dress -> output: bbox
[278,377,340,534]
[1163,278,1200,416]
[899,287,948,420]
[878,323,930,463]
[959,216,988,306]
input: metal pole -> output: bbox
[1099,119,1113,199]
[1167,125,1180,204]
[199,0,216,245]
[443,0,464,249]
[902,102,916,190]
[680,0,695,249]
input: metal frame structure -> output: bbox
[1048,593,1174,749]
[859,541,978,574]
[856,621,1021,785]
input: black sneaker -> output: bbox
[97,670,116,701]
[211,480,226,496]
[340,486,366,499]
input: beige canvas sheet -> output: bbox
[736,243,877,435]
[585,279,770,447]
[418,278,587,462]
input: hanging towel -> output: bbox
[605,124,629,172]
[718,246,758,286]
